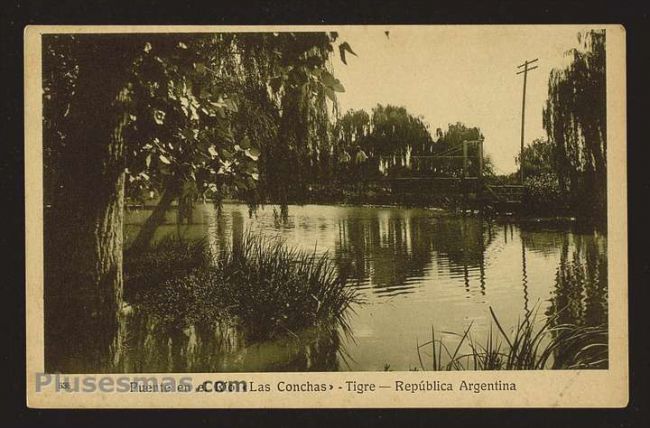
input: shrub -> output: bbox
[523,172,568,215]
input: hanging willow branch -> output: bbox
[542,30,606,221]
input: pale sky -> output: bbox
[332,26,598,174]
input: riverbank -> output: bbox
[126,198,584,226]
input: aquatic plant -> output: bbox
[416,306,607,371]
[124,233,358,341]
[213,232,358,340]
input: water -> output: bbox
[123,203,607,372]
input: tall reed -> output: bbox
[213,232,358,340]
[124,232,358,341]
[416,306,607,370]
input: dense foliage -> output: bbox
[42,32,354,371]
[44,32,350,206]
[331,108,488,182]
[516,138,566,214]
[542,30,607,223]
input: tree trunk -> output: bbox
[127,180,180,252]
[44,37,137,373]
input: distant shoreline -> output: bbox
[124,199,581,226]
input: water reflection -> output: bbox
[118,310,344,373]
[548,236,607,324]
[122,204,608,371]
[545,234,608,368]
[332,213,496,298]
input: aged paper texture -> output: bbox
[25,24,627,408]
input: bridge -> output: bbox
[373,139,525,213]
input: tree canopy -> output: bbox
[542,29,607,222]
[331,106,485,179]
[42,32,352,371]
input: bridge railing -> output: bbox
[485,184,525,202]
[399,138,486,179]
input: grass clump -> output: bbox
[124,232,358,341]
[416,306,607,371]
[214,233,357,340]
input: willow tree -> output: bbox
[126,34,262,251]
[543,30,607,222]
[43,32,348,372]
[127,32,349,219]
[125,33,285,247]
[366,105,434,176]
[263,32,348,205]
[330,105,437,178]
[336,109,371,150]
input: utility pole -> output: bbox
[517,58,538,185]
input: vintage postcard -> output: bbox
[25,24,627,408]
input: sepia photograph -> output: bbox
[24,24,628,408]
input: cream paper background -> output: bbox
[24,24,628,408]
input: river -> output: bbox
[123,203,607,372]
